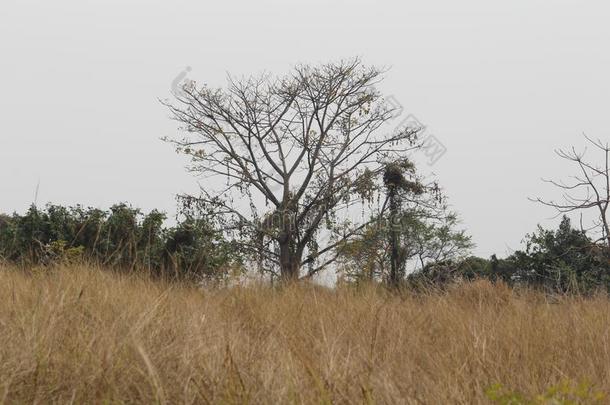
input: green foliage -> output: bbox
[507,216,610,292]
[486,381,607,404]
[0,204,240,280]
[339,211,473,283]
[415,216,610,293]
[339,159,473,285]
[338,224,387,282]
[412,255,492,287]
[44,240,85,265]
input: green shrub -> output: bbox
[0,204,241,280]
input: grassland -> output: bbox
[0,264,609,404]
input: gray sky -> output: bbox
[1,0,609,258]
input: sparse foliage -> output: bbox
[534,134,610,247]
[339,161,472,285]
[164,59,421,280]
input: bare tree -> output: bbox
[164,59,420,280]
[533,134,610,248]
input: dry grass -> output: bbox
[0,264,609,404]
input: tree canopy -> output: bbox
[164,59,423,280]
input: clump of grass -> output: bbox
[0,265,609,403]
[486,380,607,404]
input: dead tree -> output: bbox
[533,134,610,248]
[164,59,420,280]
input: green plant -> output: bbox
[0,203,241,280]
[486,381,607,404]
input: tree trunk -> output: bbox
[388,185,402,287]
[279,239,300,281]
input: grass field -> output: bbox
[0,264,609,404]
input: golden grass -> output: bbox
[0,264,609,404]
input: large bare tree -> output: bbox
[534,134,610,248]
[164,59,420,280]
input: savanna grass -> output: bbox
[0,264,608,404]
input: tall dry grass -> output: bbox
[0,264,609,404]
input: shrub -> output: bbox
[0,204,240,280]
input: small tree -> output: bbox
[384,161,426,285]
[534,135,610,247]
[508,216,610,292]
[339,161,472,285]
[164,59,420,280]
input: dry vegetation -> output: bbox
[0,264,609,404]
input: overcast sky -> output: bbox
[1,0,609,258]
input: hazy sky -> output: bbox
[1,0,609,258]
